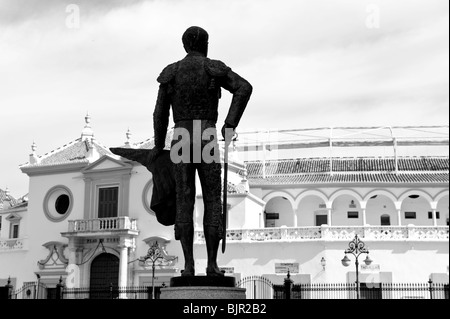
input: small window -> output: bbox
[348,211,359,219]
[55,194,70,215]
[10,224,19,239]
[316,215,328,226]
[428,212,440,219]
[265,213,279,220]
[98,187,119,218]
[405,212,416,219]
[380,215,391,226]
[43,185,73,222]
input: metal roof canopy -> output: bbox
[234,126,449,177]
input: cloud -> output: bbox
[0,0,150,26]
[0,0,448,196]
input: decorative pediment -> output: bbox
[37,241,68,270]
[6,213,22,221]
[81,155,132,173]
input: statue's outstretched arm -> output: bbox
[153,83,171,150]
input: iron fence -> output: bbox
[3,279,449,300]
[289,283,449,299]
[237,276,274,299]
[7,281,49,299]
[62,285,163,299]
[237,275,449,300]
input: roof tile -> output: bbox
[246,157,449,185]
[21,138,112,168]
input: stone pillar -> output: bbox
[327,209,332,226]
[67,238,80,266]
[118,237,134,298]
[65,238,83,298]
[118,246,129,285]
[360,201,367,226]
[430,202,438,227]
[326,202,333,226]
[293,210,298,227]
[394,202,402,226]
[431,209,437,226]
[361,209,367,226]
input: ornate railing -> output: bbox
[194,225,449,244]
[0,238,28,252]
[67,217,138,233]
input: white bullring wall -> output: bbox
[193,240,449,284]
[1,140,448,293]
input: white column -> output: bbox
[395,202,402,226]
[293,210,298,227]
[68,246,77,267]
[66,238,82,296]
[326,208,333,226]
[118,237,133,298]
[431,209,437,226]
[360,201,367,226]
[431,202,438,227]
[396,209,402,226]
[362,209,367,226]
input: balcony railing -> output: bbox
[67,217,138,233]
[194,225,449,244]
[0,238,28,252]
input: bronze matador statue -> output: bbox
[112,26,252,277]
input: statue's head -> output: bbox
[182,26,209,56]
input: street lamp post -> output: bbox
[139,241,177,299]
[341,234,373,299]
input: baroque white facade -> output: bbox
[0,117,448,298]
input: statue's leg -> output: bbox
[177,223,195,277]
[198,161,224,277]
[174,162,196,277]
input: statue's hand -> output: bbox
[221,123,236,147]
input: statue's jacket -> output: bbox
[153,51,253,150]
[111,52,252,228]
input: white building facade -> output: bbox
[0,119,448,298]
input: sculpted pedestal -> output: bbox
[160,276,246,299]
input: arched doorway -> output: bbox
[436,194,449,226]
[400,194,431,226]
[331,194,362,226]
[366,194,396,226]
[297,195,328,227]
[90,253,119,299]
[264,196,295,227]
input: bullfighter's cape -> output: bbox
[109,148,176,226]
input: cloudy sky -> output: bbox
[0,0,448,197]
